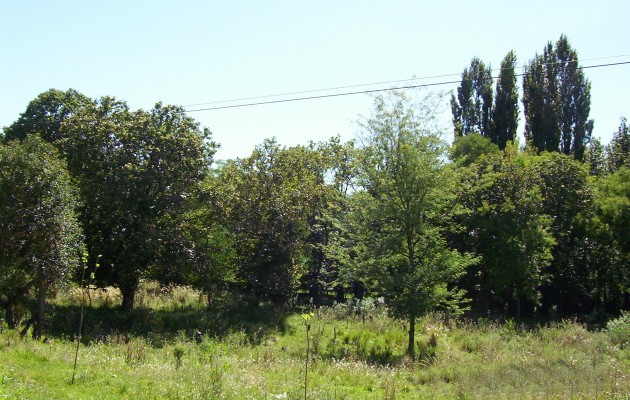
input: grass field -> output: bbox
[1,284,628,399]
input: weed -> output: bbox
[173,344,185,369]
[125,337,147,364]
[1,294,628,399]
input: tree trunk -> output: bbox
[407,313,416,360]
[5,300,17,329]
[120,280,138,311]
[309,282,321,309]
[334,284,345,304]
[33,282,46,340]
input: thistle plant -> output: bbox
[302,312,314,400]
[71,253,100,384]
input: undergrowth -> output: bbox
[0,287,628,399]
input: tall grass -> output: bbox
[1,289,628,399]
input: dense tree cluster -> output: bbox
[452,35,593,160]
[1,35,628,358]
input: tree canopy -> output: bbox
[1,32,628,340]
[0,136,83,334]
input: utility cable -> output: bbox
[184,61,630,113]
[182,54,630,109]
[3,59,630,129]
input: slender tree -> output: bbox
[523,35,593,160]
[451,58,494,138]
[491,51,519,149]
[360,92,476,358]
[584,137,606,176]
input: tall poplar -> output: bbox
[523,35,593,160]
[491,51,519,149]
[451,58,494,138]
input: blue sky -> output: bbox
[2,1,629,160]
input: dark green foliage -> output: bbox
[300,138,359,307]
[212,139,329,304]
[59,98,216,310]
[589,167,630,311]
[451,58,494,138]
[529,153,595,314]
[523,35,593,160]
[3,88,92,144]
[491,51,519,149]
[456,146,554,317]
[607,117,630,173]
[0,136,83,333]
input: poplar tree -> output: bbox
[523,35,593,160]
[491,51,519,149]
[451,58,494,138]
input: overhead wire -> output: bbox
[184,60,630,113]
[182,53,630,109]
[2,56,630,130]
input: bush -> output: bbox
[606,311,630,348]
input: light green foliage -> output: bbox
[0,136,83,329]
[450,133,499,167]
[358,92,477,358]
[607,117,630,173]
[585,136,607,176]
[607,311,630,348]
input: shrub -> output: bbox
[606,311,630,348]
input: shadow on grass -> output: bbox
[43,297,290,346]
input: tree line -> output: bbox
[1,35,628,358]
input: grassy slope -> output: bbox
[1,288,629,399]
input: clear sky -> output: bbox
[2,1,629,161]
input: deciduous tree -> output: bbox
[607,117,630,173]
[457,146,554,318]
[360,92,476,359]
[0,136,83,335]
[60,98,216,310]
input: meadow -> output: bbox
[1,283,628,399]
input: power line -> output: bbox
[182,54,630,109]
[181,73,461,108]
[3,58,630,130]
[184,61,630,113]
